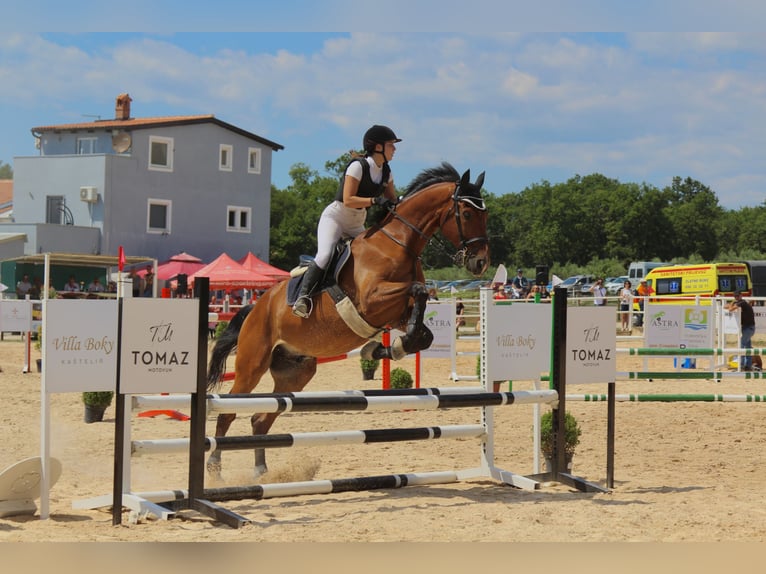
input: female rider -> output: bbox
[292,125,402,318]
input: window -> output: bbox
[248,147,262,174]
[227,206,251,233]
[46,196,66,224]
[219,144,233,171]
[147,199,172,234]
[149,136,173,172]
[77,137,97,155]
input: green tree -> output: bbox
[0,160,12,179]
[663,177,723,260]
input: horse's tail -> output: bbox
[206,304,255,391]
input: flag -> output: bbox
[118,246,126,271]
[551,274,563,287]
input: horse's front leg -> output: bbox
[363,282,433,361]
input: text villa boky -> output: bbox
[53,336,114,354]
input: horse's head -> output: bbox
[441,169,490,277]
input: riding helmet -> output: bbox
[363,125,402,153]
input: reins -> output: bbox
[378,180,488,266]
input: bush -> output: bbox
[539,410,581,457]
[360,357,380,372]
[82,391,114,407]
[389,367,413,389]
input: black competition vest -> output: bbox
[334,157,390,202]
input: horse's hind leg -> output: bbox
[206,347,272,480]
[249,346,317,477]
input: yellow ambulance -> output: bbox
[643,262,751,304]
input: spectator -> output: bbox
[493,283,508,300]
[455,297,466,330]
[143,265,155,297]
[726,290,756,371]
[87,277,105,293]
[525,284,541,301]
[428,288,439,301]
[29,276,43,299]
[590,278,607,306]
[63,275,80,292]
[512,268,529,295]
[634,279,653,327]
[15,274,32,299]
[619,280,633,333]
[128,268,144,298]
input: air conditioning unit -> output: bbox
[80,186,99,203]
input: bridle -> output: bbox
[379,180,488,266]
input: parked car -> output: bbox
[556,275,596,297]
[605,275,629,295]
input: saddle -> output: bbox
[286,239,353,307]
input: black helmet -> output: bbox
[363,124,401,153]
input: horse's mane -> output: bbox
[402,162,460,197]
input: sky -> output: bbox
[2,2,765,209]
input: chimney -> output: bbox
[115,93,132,120]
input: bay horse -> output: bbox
[206,162,490,478]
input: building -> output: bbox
[3,93,284,265]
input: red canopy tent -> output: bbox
[155,252,207,281]
[189,253,277,291]
[237,252,290,281]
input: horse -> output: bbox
[206,162,490,478]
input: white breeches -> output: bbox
[314,201,367,269]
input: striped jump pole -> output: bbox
[618,371,765,380]
[569,393,766,403]
[131,424,488,457]
[618,347,766,356]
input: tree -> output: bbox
[663,177,723,260]
[0,160,12,179]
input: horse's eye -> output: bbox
[462,211,472,220]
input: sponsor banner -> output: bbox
[645,304,713,348]
[0,299,33,332]
[120,298,199,394]
[486,302,552,381]
[565,307,616,385]
[44,299,119,393]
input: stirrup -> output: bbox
[292,296,313,319]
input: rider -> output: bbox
[292,125,402,318]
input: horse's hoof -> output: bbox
[254,464,268,479]
[360,340,379,360]
[206,461,223,482]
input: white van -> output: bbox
[627,261,671,286]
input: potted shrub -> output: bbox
[539,410,581,472]
[33,325,43,372]
[360,357,380,381]
[82,391,115,423]
[390,367,413,389]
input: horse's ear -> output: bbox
[474,171,485,190]
[460,169,471,187]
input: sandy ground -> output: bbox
[1,328,766,551]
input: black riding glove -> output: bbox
[373,195,397,210]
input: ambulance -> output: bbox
[643,262,751,304]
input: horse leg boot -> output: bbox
[292,261,325,318]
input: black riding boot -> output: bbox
[292,262,325,318]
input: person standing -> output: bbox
[512,268,529,297]
[726,290,756,371]
[292,125,401,318]
[143,265,155,297]
[634,279,653,327]
[590,278,607,306]
[619,280,633,333]
[15,274,32,299]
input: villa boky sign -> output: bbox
[42,298,199,394]
[565,307,616,385]
[119,298,199,394]
[44,299,119,393]
[485,302,552,382]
